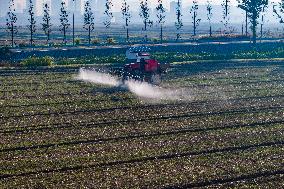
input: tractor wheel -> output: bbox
[132,69,143,82]
[150,73,162,85]
[122,70,143,83]
[122,71,130,83]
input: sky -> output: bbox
[13,0,282,10]
[5,0,281,15]
[14,0,236,11]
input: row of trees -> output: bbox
[6,0,284,47]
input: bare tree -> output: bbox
[241,8,249,36]
[139,0,153,42]
[104,0,113,28]
[260,5,267,40]
[207,0,213,37]
[42,3,52,45]
[273,0,284,23]
[237,0,268,44]
[121,0,131,42]
[6,0,17,47]
[190,0,201,36]
[83,0,95,45]
[175,0,183,41]
[59,1,70,45]
[156,0,166,43]
[245,9,248,36]
[221,0,231,33]
[27,0,36,47]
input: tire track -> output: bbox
[1,118,283,153]
[1,139,284,180]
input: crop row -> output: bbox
[1,80,282,106]
[1,110,282,158]
[2,107,282,134]
[2,145,284,188]
[2,85,284,117]
[0,77,284,96]
[0,62,280,85]
[0,81,92,94]
[0,71,72,80]
[1,128,284,188]
[167,67,281,81]
[1,106,283,151]
[0,69,79,77]
[0,91,133,108]
[1,95,283,129]
[1,68,281,87]
[208,173,284,188]
[1,81,282,105]
[2,81,280,100]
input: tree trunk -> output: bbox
[193,12,196,36]
[88,25,91,45]
[260,24,263,42]
[252,13,257,44]
[160,25,163,43]
[30,14,33,47]
[31,31,33,47]
[47,32,50,45]
[176,33,180,41]
[73,13,75,46]
[47,19,50,45]
[225,0,228,16]
[144,21,147,42]
[12,23,14,47]
[209,25,212,37]
[245,10,248,36]
[64,27,66,45]
[126,28,129,42]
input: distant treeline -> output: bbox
[4,0,284,47]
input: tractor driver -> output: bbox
[140,58,147,72]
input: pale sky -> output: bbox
[13,0,281,13]
[16,0,235,11]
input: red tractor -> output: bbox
[122,46,169,85]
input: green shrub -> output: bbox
[21,56,54,67]
[106,38,116,44]
[53,43,63,48]
[151,38,160,43]
[92,38,100,45]
[75,38,81,45]
[18,43,29,48]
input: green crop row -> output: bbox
[1,123,284,186]
[2,145,284,188]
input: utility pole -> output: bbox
[73,0,75,46]
[245,10,248,36]
[260,6,265,42]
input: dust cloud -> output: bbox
[77,68,193,101]
[77,68,120,86]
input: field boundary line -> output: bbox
[1,139,284,179]
[1,119,283,153]
[1,86,282,108]
[1,79,284,95]
[1,94,283,119]
[1,105,283,134]
[164,170,284,188]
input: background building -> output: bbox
[0,0,9,17]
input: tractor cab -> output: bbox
[125,46,159,72]
[126,46,151,62]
